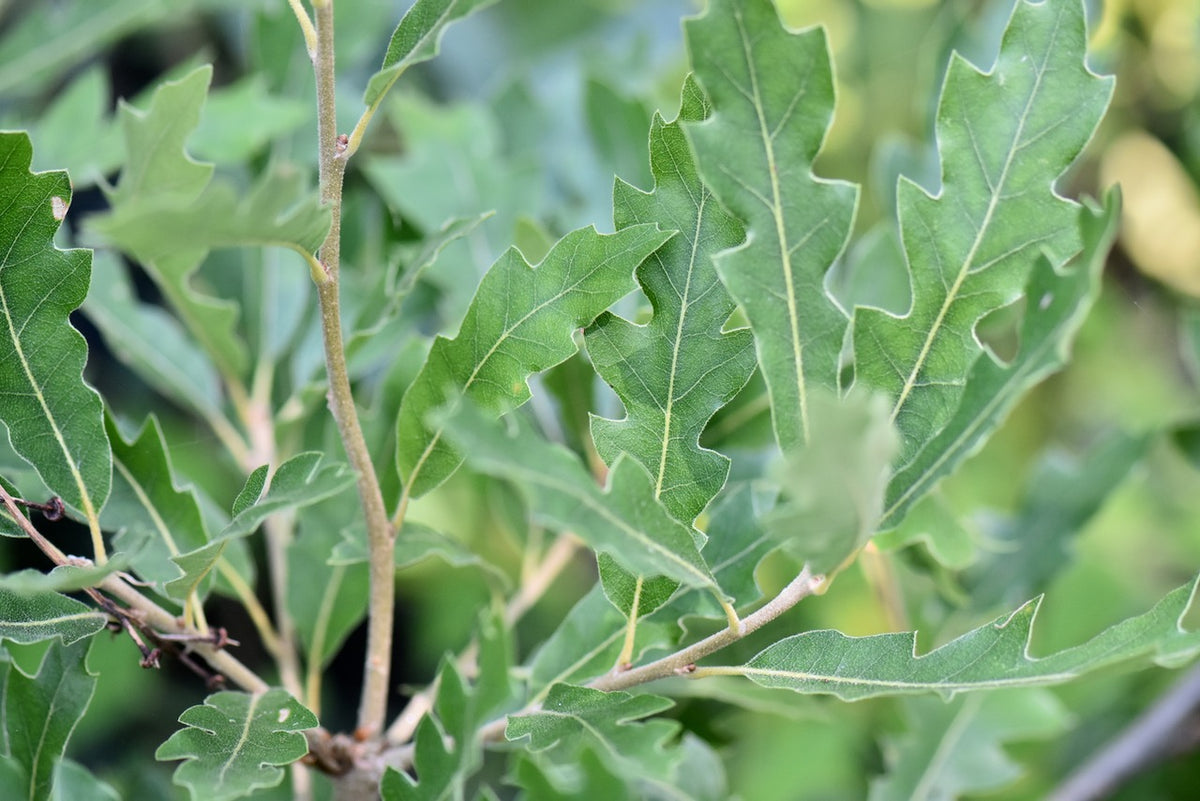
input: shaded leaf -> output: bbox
[0,132,111,526]
[24,67,122,188]
[83,253,226,431]
[870,689,1069,801]
[156,689,317,801]
[2,640,96,801]
[506,684,681,783]
[0,589,107,646]
[363,0,500,109]
[50,759,121,801]
[165,453,355,601]
[511,748,634,801]
[0,562,126,595]
[853,0,1114,461]
[102,414,212,594]
[396,223,673,498]
[288,518,368,670]
[735,574,1200,700]
[881,196,1121,529]
[585,76,754,525]
[684,0,857,450]
[440,403,717,590]
[191,76,309,163]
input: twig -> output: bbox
[1048,663,1200,801]
[384,535,582,745]
[309,0,397,740]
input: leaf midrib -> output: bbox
[889,22,1056,423]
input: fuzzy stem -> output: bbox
[310,0,396,740]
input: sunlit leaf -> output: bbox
[156,689,317,801]
[0,132,111,527]
[853,0,1113,461]
[881,196,1120,529]
[684,0,857,450]
[735,575,1200,700]
[0,590,106,646]
[396,224,673,498]
[585,76,754,525]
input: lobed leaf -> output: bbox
[1,640,96,801]
[156,688,317,801]
[0,132,111,527]
[101,414,212,594]
[363,0,500,109]
[439,403,718,590]
[164,453,355,602]
[585,76,754,525]
[0,589,107,646]
[881,195,1120,529]
[396,224,673,498]
[735,574,1200,701]
[853,0,1114,462]
[684,0,858,450]
[506,684,682,783]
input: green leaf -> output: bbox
[165,453,355,601]
[684,0,857,450]
[735,574,1200,700]
[880,195,1120,529]
[2,640,97,801]
[852,0,1114,461]
[764,390,899,574]
[511,748,634,801]
[870,690,1069,801]
[288,519,368,670]
[50,759,121,801]
[96,164,330,267]
[506,684,681,783]
[190,76,309,164]
[0,589,106,646]
[961,431,1148,610]
[92,66,246,379]
[0,562,126,595]
[102,414,212,593]
[396,223,674,498]
[156,689,317,801]
[439,403,717,590]
[363,0,500,109]
[527,586,675,695]
[83,253,226,432]
[585,76,754,525]
[0,132,111,526]
[24,67,122,188]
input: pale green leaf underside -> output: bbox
[737,575,1200,700]
[0,132,111,522]
[586,75,754,525]
[156,689,317,801]
[684,0,857,450]
[396,224,673,499]
[881,193,1120,529]
[853,0,1114,462]
[363,0,499,108]
[439,403,717,590]
[0,589,106,645]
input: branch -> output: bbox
[309,0,396,740]
[0,484,270,695]
[1049,663,1200,801]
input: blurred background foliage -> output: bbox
[2,0,1200,798]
